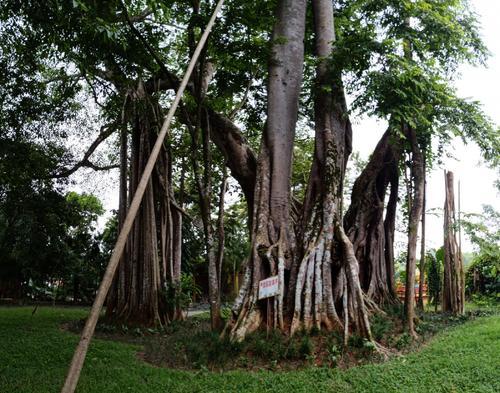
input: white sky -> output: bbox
[350,0,500,253]
[75,0,499,254]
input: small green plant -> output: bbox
[348,334,364,349]
[221,307,232,320]
[384,303,405,319]
[133,327,143,337]
[245,330,288,360]
[395,333,412,350]
[96,323,117,333]
[362,339,376,354]
[299,335,313,358]
[305,353,316,364]
[162,273,202,317]
[327,343,340,367]
[185,331,241,368]
[370,314,393,341]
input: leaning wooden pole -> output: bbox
[61,2,225,392]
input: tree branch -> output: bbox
[120,4,257,212]
[52,124,117,178]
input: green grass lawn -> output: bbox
[0,306,498,392]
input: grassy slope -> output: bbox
[0,307,498,393]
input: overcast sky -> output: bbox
[350,0,500,253]
[76,0,499,255]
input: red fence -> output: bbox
[396,284,428,302]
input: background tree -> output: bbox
[462,205,500,300]
[340,0,493,319]
[0,143,105,301]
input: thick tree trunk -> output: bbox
[403,126,424,336]
[344,130,401,304]
[106,85,183,325]
[226,0,307,341]
[384,165,399,299]
[227,0,379,342]
[290,0,373,340]
[442,171,465,315]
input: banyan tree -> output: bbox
[5,0,496,343]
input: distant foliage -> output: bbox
[465,251,500,300]
[462,205,500,301]
[426,250,443,309]
[0,142,106,301]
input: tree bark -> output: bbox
[105,84,183,325]
[290,0,374,341]
[344,130,401,304]
[186,33,224,330]
[189,114,223,330]
[403,126,424,336]
[145,71,257,217]
[442,171,465,315]
[106,95,129,314]
[226,0,307,341]
[227,0,380,342]
[417,155,426,310]
[384,163,399,299]
[216,167,228,304]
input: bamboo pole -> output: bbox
[61,1,225,391]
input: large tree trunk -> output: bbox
[442,171,465,315]
[226,0,307,341]
[106,84,183,325]
[216,167,228,310]
[227,0,378,342]
[290,0,373,340]
[403,126,424,336]
[344,130,401,304]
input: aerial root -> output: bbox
[373,342,396,360]
[363,295,386,315]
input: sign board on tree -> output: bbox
[258,275,279,300]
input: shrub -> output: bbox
[465,250,500,299]
[348,334,364,349]
[370,314,394,341]
[395,333,412,350]
[299,335,313,357]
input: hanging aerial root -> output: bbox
[363,294,386,315]
[373,341,395,360]
[336,225,373,342]
[225,239,281,342]
[290,223,343,336]
[229,300,263,342]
